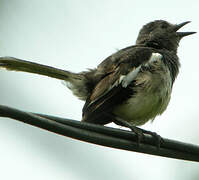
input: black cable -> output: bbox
[0,105,199,162]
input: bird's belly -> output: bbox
[113,69,172,126]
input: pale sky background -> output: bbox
[0,0,199,180]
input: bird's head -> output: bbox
[136,20,196,52]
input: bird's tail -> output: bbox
[0,56,79,80]
[0,56,88,100]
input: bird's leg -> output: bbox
[113,116,144,145]
[108,113,162,148]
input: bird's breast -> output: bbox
[113,57,172,126]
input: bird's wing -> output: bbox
[82,46,159,124]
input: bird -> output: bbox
[0,20,196,142]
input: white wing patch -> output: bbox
[121,66,141,88]
[120,52,162,88]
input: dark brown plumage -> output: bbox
[0,20,196,133]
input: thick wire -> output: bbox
[0,105,199,162]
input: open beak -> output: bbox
[174,21,196,38]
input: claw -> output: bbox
[138,128,163,149]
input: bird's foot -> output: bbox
[138,128,162,148]
[113,117,162,148]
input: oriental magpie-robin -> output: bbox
[0,20,196,141]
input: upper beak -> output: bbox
[174,21,196,38]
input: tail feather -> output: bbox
[0,56,78,80]
[0,56,89,100]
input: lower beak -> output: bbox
[177,31,196,37]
